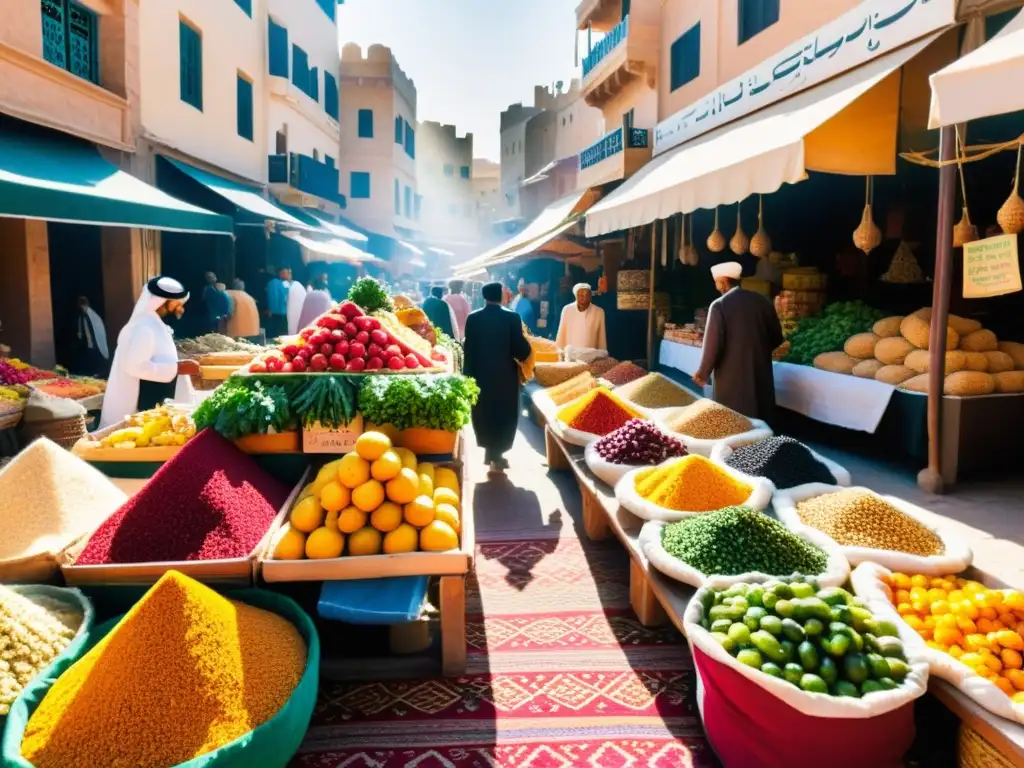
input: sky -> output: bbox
[337,0,580,162]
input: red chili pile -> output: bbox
[602,362,647,386]
[568,391,637,436]
[75,429,290,565]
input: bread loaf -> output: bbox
[872,316,904,339]
[944,371,996,396]
[959,329,998,352]
[852,359,884,379]
[982,351,1015,374]
[844,333,880,360]
[813,351,858,375]
[993,371,1024,393]
[875,365,916,385]
[875,337,916,365]
[904,349,966,376]
[997,341,1024,369]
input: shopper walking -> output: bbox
[225,279,260,338]
[444,279,471,340]
[422,286,456,339]
[693,262,783,422]
[264,267,290,339]
[463,282,531,473]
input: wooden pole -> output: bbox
[647,223,656,366]
[918,126,956,495]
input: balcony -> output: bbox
[268,153,343,207]
[577,127,651,190]
[580,14,658,109]
[576,0,624,33]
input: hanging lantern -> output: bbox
[729,203,749,256]
[997,143,1024,235]
[852,176,882,254]
[749,195,772,258]
[952,130,978,248]
[706,207,726,253]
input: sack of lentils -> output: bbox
[663,400,773,457]
[711,437,851,494]
[3,571,319,768]
[553,388,647,447]
[615,455,773,522]
[614,373,699,411]
[639,508,849,589]
[684,579,928,768]
[534,361,590,388]
[773,484,972,575]
[600,361,648,387]
[583,419,688,486]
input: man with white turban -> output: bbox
[99,277,200,428]
[556,283,606,352]
[693,262,783,422]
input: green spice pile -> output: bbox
[796,489,944,556]
[1,586,83,715]
[662,507,828,577]
[725,437,835,489]
[616,373,698,409]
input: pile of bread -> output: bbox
[813,308,1024,395]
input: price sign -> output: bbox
[302,415,363,454]
[963,234,1022,299]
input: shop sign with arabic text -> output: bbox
[654,0,955,156]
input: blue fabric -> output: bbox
[267,278,289,316]
[513,296,535,329]
[204,285,231,320]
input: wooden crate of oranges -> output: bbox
[259,428,473,582]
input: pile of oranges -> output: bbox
[883,572,1024,704]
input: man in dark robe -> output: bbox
[422,286,456,339]
[693,261,783,423]
[463,281,531,473]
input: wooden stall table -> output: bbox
[931,681,1024,767]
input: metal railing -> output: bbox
[582,15,628,79]
[580,127,648,170]
[268,153,341,203]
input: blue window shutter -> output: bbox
[179,21,202,111]
[325,155,335,168]
[268,19,289,77]
[394,179,400,214]
[738,0,779,44]
[358,109,374,138]
[324,72,339,119]
[404,122,415,158]
[310,66,319,102]
[234,0,252,16]
[394,116,403,144]
[292,45,309,94]
[460,165,470,179]
[236,75,253,140]
[443,164,454,178]
[404,186,412,218]
[670,22,700,91]
[351,172,371,199]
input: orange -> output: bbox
[355,431,393,462]
[404,495,436,528]
[371,450,403,482]
[370,501,404,533]
[347,527,383,556]
[338,506,368,534]
[383,523,419,554]
[993,676,1015,696]
[338,452,372,489]
[320,481,351,513]
[352,479,385,513]
[419,520,458,552]
[386,468,420,505]
[1000,649,1023,670]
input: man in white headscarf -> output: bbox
[99,277,200,428]
[556,283,606,352]
[693,261,783,422]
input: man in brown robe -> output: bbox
[693,262,783,423]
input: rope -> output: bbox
[900,133,1024,168]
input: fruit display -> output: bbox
[555,389,644,438]
[395,307,436,346]
[347,276,394,314]
[664,399,753,441]
[271,431,462,561]
[722,436,840,490]
[358,375,479,433]
[880,571,1024,707]
[0,585,86,716]
[0,358,58,385]
[95,405,196,448]
[615,373,698,409]
[783,301,887,365]
[695,581,918,699]
[434,328,463,373]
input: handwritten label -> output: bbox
[963,235,1022,299]
[302,416,363,454]
[654,0,955,155]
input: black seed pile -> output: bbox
[725,436,836,490]
[594,419,688,465]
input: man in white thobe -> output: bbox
[556,283,607,352]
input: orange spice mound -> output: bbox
[635,455,752,512]
[21,571,306,768]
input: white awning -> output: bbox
[456,189,589,274]
[488,216,583,266]
[398,240,424,256]
[306,210,369,243]
[929,8,1024,128]
[428,246,455,257]
[281,231,380,266]
[585,34,938,237]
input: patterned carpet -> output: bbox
[292,424,717,767]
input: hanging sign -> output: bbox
[654,0,956,156]
[963,234,1022,299]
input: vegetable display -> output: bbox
[594,419,687,465]
[699,581,913,698]
[271,431,462,560]
[884,571,1024,703]
[661,507,828,577]
[634,455,752,512]
[20,572,306,767]
[194,379,297,440]
[725,437,835,489]
[358,375,479,433]
[784,301,887,365]
[434,328,463,373]
[291,376,360,429]
[347,276,394,314]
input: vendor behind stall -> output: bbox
[693,262,783,423]
[99,277,200,429]
[556,283,607,352]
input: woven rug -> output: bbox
[292,425,717,767]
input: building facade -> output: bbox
[338,43,419,239]
[498,102,542,226]
[416,120,476,249]
[471,158,502,243]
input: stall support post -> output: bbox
[918,126,956,495]
[646,223,657,366]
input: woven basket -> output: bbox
[18,414,88,450]
[0,411,23,431]
[617,270,649,292]
[957,723,1014,768]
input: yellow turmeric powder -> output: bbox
[636,455,752,512]
[21,571,306,768]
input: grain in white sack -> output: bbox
[0,438,127,562]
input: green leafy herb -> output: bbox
[358,374,479,432]
[433,327,464,373]
[193,379,297,440]
[347,277,394,313]
[784,301,887,365]
[291,375,361,429]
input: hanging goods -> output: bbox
[997,142,1024,235]
[729,203,749,256]
[707,207,726,253]
[952,129,979,248]
[853,176,882,255]
[750,195,772,259]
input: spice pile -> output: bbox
[75,430,289,565]
[795,489,944,556]
[545,372,599,406]
[587,357,620,378]
[31,378,102,401]
[594,419,688,465]
[725,437,835,489]
[0,586,84,716]
[635,455,752,512]
[666,400,753,440]
[20,571,306,767]
[883,571,1024,703]
[662,507,828,577]
[557,389,642,436]
[0,439,126,566]
[535,362,590,387]
[601,362,647,386]
[616,373,698,409]
[700,581,913,698]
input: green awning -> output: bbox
[162,157,307,227]
[0,122,233,235]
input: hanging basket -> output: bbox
[706,207,726,253]
[749,196,772,258]
[997,143,1024,235]
[730,204,749,256]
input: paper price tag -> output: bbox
[963,234,1022,299]
[302,415,363,454]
